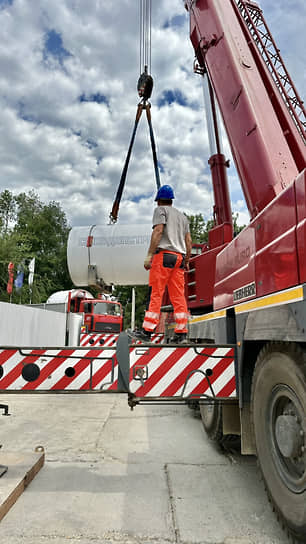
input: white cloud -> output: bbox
[0,0,304,231]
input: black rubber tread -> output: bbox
[220,433,241,453]
[200,403,241,450]
[251,342,306,543]
[200,403,223,443]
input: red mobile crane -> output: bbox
[0,1,304,538]
[64,1,305,536]
[182,0,306,539]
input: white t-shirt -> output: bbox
[152,205,190,255]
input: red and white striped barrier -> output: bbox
[79,332,164,347]
[129,345,236,398]
[80,333,119,347]
[0,347,116,391]
[0,343,236,399]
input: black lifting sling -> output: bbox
[109,72,161,224]
[109,0,160,223]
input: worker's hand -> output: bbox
[184,259,190,271]
[144,253,153,270]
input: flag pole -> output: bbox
[28,257,35,304]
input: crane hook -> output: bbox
[137,66,153,101]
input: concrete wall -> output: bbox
[0,302,67,346]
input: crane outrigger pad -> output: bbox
[0,334,237,407]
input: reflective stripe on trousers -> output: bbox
[143,250,188,334]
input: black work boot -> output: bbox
[126,328,152,342]
[170,332,188,344]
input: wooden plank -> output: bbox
[0,449,45,521]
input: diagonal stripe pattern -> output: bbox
[79,332,164,347]
[0,344,236,398]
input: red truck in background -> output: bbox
[79,295,123,334]
[46,289,123,335]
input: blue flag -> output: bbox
[14,267,24,291]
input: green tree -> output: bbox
[0,190,17,234]
[0,189,72,303]
[188,212,246,243]
[188,214,207,243]
[14,191,72,302]
[232,212,245,235]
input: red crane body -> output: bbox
[185,0,306,311]
[182,2,306,539]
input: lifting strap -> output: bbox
[109,99,161,224]
[109,0,160,224]
[146,102,161,191]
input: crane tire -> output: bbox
[251,342,306,542]
[200,403,241,451]
[200,402,223,442]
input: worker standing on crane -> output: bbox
[128,185,192,343]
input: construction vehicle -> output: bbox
[0,0,305,540]
[38,289,123,342]
[54,289,123,334]
[177,0,306,540]
[66,1,306,538]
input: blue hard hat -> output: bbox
[155,185,175,201]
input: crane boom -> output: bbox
[186,0,304,219]
[235,1,306,144]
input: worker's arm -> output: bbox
[144,224,164,270]
[184,231,192,271]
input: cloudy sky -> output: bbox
[0,0,305,229]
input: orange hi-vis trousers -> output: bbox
[143,250,189,334]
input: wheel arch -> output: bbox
[239,339,265,405]
[240,340,306,405]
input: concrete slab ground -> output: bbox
[0,393,289,544]
[0,450,44,521]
